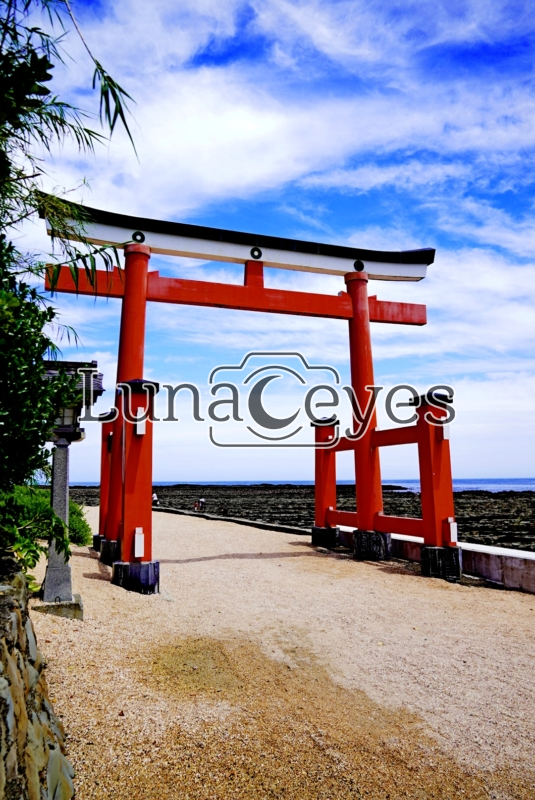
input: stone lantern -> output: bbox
[41,361,104,613]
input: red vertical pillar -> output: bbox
[345,272,383,530]
[98,415,114,536]
[314,423,337,527]
[244,260,264,287]
[104,243,151,545]
[121,381,158,563]
[417,403,456,546]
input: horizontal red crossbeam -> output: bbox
[370,426,419,448]
[326,508,425,537]
[148,272,350,319]
[45,267,427,325]
[326,509,359,527]
[374,514,424,537]
[368,296,425,325]
[328,425,419,454]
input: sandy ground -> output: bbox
[30,509,535,799]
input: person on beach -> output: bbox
[152,492,159,507]
[199,498,206,511]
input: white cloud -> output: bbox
[302,162,472,193]
[50,243,535,377]
[17,0,535,479]
[430,199,535,258]
[253,0,535,77]
[42,76,535,231]
[30,0,533,227]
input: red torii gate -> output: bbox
[45,205,458,593]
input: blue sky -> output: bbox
[22,0,535,481]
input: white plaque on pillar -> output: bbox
[135,408,146,435]
[134,527,145,557]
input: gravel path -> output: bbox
[30,509,535,798]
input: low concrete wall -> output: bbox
[460,544,535,593]
[391,537,423,563]
[0,557,74,799]
[391,536,535,594]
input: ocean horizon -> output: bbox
[69,478,535,492]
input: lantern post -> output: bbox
[41,361,104,616]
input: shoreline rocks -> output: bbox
[70,485,535,553]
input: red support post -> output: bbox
[121,382,158,563]
[345,272,383,530]
[98,417,114,536]
[244,260,264,288]
[104,244,151,547]
[314,423,337,527]
[417,404,456,547]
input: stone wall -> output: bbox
[0,557,74,799]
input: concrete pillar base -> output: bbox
[99,539,121,566]
[111,561,160,594]
[42,541,73,602]
[353,530,391,561]
[421,546,461,582]
[33,594,83,621]
[311,526,340,548]
[92,534,104,552]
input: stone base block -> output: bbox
[99,539,121,566]
[421,546,461,582]
[92,534,104,552]
[42,567,73,603]
[353,530,392,561]
[311,527,340,549]
[33,594,84,621]
[111,561,160,594]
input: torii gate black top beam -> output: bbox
[45,202,435,281]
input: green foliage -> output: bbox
[0,0,135,568]
[67,498,92,546]
[0,485,70,573]
[0,0,135,280]
[0,236,78,491]
[0,3,100,234]
[0,485,91,585]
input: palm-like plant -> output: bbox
[0,0,136,569]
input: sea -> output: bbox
[70,478,535,492]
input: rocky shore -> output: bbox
[70,484,535,552]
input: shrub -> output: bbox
[0,485,91,560]
[0,486,69,578]
[67,500,92,546]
